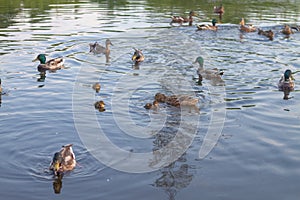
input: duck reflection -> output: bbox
[52,173,63,194]
[150,110,194,200]
[0,78,2,107]
[154,162,193,200]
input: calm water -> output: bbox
[0,0,300,199]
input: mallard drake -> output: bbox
[282,25,294,35]
[144,100,159,110]
[89,39,113,54]
[132,48,145,64]
[155,93,198,107]
[194,56,223,79]
[258,29,274,40]
[49,144,76,176]
[239,18,256,32]
[278,69,295,99]
[32,54,64,72]
[94,100,105,112]
[92,82,101,93]
[197,19,218,31]
[214,4,224,21]
[170,11,197,26]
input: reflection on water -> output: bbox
[0,0,300,200]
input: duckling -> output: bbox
[239,18,256,32]
[155,93,198,107]
[94,100,105,112]
[89,39,113,54]
[144,100,159,110]
[197,19,218,31]
[49,144,76,176]
[132,48,145,64]
[282,25,294,35]
[214,4,224,21]
[32,54,64,72]
[258,29,274,40]
[278,69,295,99]
[92,82,101,93]
[170,11,197,26]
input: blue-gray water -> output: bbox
[0,0,300,199]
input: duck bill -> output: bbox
[32,58,38,62]
[54,161,61,173]
[132,55,137,61]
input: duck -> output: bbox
[258,29,274,40]
[49,144,76,176]
[92,82,101,93]
[32,54,64,72]
[214,4,224,21]
[94,100,105,111]
[170,11,197,26]
[197,19,218,31]
[239,18,256,32]
[155,93,198,107]
[278,69,295,99]
[89,39,113,54]
[144,100,159,110]
[132,48,145,64]
[282,25,294,35]
[194,56,224,85]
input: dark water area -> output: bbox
[0,0,300,199]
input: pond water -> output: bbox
[0,0,300,199]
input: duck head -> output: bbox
[32,54,46,64]
[212,19,217,26]
[51,152,63,175]
[105,39,113,46]
[194,56,204,68]
[284,69,292,81]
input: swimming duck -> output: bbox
[49,144,76,176]
[239,18,256,32]
[144,100,159,110]
[92,82,101,93]
[132,48,145,64]
[282,25,294,35]
[32,54,64,72]
[258,29,274,40]
[155,93,198,107]
[194,56,224,85]
[89,39,113,54]
[214,4,224,21]
[278,69,295,99]
[197,19,218,31]
[170,11,197,26]
[94,100,105,112]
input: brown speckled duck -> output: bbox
[89,39,113,54]
[132,48,145,64]
[49,144,76,176]
[239,18,256,32]
[258,29,274,40]
[282,25,294,35]
[170,11,197,26]
[94,100,105,112]
[155,93,198,107]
